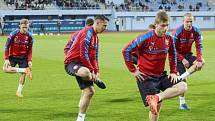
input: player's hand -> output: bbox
[28,61,32,69]
[168,73,178,84]
[182,59,190,68]
[132,70,145,81]
[195,61,204,71]
[4,60,11,68]
[95,72,100,80]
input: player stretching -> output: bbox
[122,10,187,121]
[3,19,33,97]
[64,18,94,108]
[173,13,205,110]
[64,15,108,121]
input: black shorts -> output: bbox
[64,62,93,90]
[177,53,197,75]
[136,71,180,106]
[9,56,28,68]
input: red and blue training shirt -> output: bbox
[64,26,99,73]
[4,29,34,61]
[64,31,79,55]
[122,30,177,76]
[172,25,203,62]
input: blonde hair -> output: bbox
[148,24,155,29]
[20,18,29,25]
[154,10,169,24]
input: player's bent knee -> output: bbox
[77,67,91,80]
[2,67,6,72]
[178,81,188,94]
[3,66,9,73]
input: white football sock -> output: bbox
[156,94,162,101]
[17,83,24,93]
[180,71,190,80]
[76,113,85,121]
[16,68,26,73]
[179,96,186,105]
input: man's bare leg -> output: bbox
[159,81,187,100]
[3,65,26,73]
[149,103,161,121]
[3,65,32,80]
[16,73,26,97]
[179,61,204,109]
[77,86,95,121]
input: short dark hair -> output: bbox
[95,15,109,21]
[86,18,94,26]
[183,13,193,20]
[184,13,192,17]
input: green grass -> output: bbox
[0,31,215,121]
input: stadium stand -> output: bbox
[1,0,101,10]
[104,0,214,12]
[0,0,214,34]
[1,0,214,11]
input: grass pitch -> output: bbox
[0,31,215,121]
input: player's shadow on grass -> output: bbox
[51,112,77,118]
[0,108,50,113]
[107,97,136,103]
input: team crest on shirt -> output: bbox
[165,39,169,46]
[25,36,28,40]
[90,40,98,49]
[90,43,97,49]
[14,36,18,42]
[190,33,193,38]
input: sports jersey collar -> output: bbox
[19,29,28,34]
[183,24,192,32]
